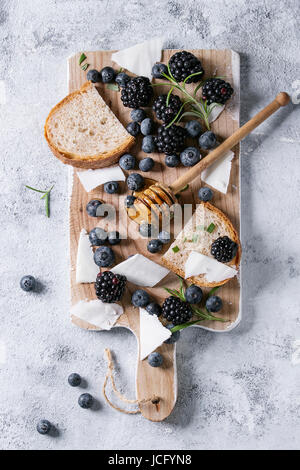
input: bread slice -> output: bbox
[44,82,134,168]
[162,202,241,287]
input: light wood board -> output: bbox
[68,49,240,421]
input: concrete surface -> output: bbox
[0,0,300,450]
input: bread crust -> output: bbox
[161,202,242,288]
[44,82,135,169]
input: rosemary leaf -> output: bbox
[106,83,119,91]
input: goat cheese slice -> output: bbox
[112,254,169,287]
[201,150,234,194]
[208,104,225,123]
[71,300,123,330]
[77,166,125,193]
[185,251,237,283]
[76,228,99,283]
[111,38,164,80]
[139,308,171,360]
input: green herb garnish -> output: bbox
[106,83,119,91]
[25,184,54,218]
[78,53,87,65]
[172,245,180,253]
[81,63,89,71]
[192,233,199,243]
[206,223,216,233]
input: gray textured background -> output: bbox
[0,0,300,450]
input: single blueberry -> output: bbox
[142,135,156,153]
[132,289,150,308]
[206,295,223,313]
[104,181,119,194]
[139,157,154,172]
[131,108,146,122]
[89,227,107,246]
[185,120,202,138]
[165,154,180,168]
[148,352,163,367]
[198,131,217,150]
[152,63,168,79]
[147,239,163,254]
[68,373,82,387]
[108,231,121,245]
[94,246,115,267]
[119,154,136,171]
[146,302,162,317]
[86,199,103,217]
[185,285,203,304]
[124,195,136,207]
[126,121,140,137]
[20,275,36,292]
[140,118,154,136]
[158,231,171,244]
[127,173,145,191]
[115,72,130,88]
[164,324,181,344]
[180,147,201,167]
[139,222,154,238]
[78,393,94,409]
[198,187,213,202]
[87,69,101,83]
[37,419,52,435]
[100,66,115,83]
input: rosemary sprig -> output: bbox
[25,184,54,218]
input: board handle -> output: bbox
[170,92,290,194]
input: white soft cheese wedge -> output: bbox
[208,104,225,123]
[71,299,123,330]
[185,251,237,282]
[112,254,169,287]
[139,308,171,360]
[111,38,164,80]
[76,228,99,283]
[201,150,234,194]
[77,166,125,193]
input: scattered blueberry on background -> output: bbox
[165,154,180,168]
[115,72,130,88]
[124,195,136,207]
[130,108,146,122]
[185,285,203,304]
[119,153,136,171]
[68,373,82,387]
[78,393,94,409]
[198,187,213,202]
[37,419,52,435]
[87,69,101,83]
[132,289,150,308]
[147,239,163,253]
[89,227,107,246]
[104,181,119,194]
[86,199,103,217]
[140,118,154,136]
[146,302,162,317]
[148,352,163,367]
[180,147,201,167]
[198,131,217,150]
[142,135,156,154]
[206,295,223,313]
[127,173,145,191]
[126,121,140,137]
[100,66,115,83]
[185,120,202,138]
[20,275,36,292]
[107,231,121,245]
[94,246,115,267]
[139,157,154,172]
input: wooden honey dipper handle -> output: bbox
[170,92,290,194]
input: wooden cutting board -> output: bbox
[69,49,240,421]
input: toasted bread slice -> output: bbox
[162,202,241,287]
[44,82,134,168]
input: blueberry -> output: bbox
[126,121,140,137]
[164,324,180,344]
[100,66,115,83]
[89,227,107,246]
[139,222,153,238]
[124,195,136,207]
[127,173,145,191]
[140,118,154,136]
[20,275,36,292]
[108,231,121,245]
[86,69,101,83]
[180,147,201,167]
[147,239,163,254]
[142,135,156,153]
[78,393,94,409]
[198,131,217,150]
[68,373,82,387]
[115,72,130,88]
[132,289,150,308]
[185,285,203,304]
[198,187,213,202]
[86,199,103,217]
[119,153,136,171]
[139,157,154,172]
[158,231,171,244]
[131,108,146,122]
[146,302,162,317]
[37,419,52,435]
[165,154,180,167]
[206,295,223,313]
[94,246,115,267]
[148,352,163,367]
[185,120,202,138]
[152,63,168,79]
[104,181,119,194]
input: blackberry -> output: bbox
[169,51,204,83]
[202,78,234,105]
[162,296,193,325]
[153,94,182,124]
[121,76,153,108]
[95,271,126,303]
[154,124,186,154]
[211,236,238,263]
